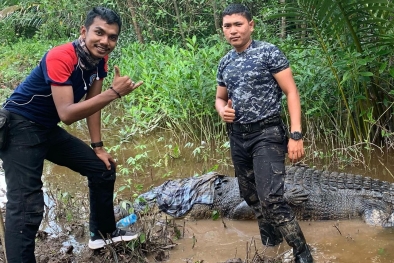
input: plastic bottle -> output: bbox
[116,213,138,229]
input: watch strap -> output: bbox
[91,141,104,148]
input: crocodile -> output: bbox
[115,165,394,227]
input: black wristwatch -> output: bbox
[289,131,303,141]
[91,141,104,148]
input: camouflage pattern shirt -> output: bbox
[217,40,290,124]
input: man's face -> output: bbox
[222,14,254,53]
[80,17,119,59]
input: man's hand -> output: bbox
[287,138,304,163]
[93,147,116,170]
[220,99,236,123]
[111,66,143,97]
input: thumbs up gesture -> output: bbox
[221,99,236,123]
[111,66,143,97]
[227,99,232,109]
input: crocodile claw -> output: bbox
[284,186,309,205]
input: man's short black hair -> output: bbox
[222,3,252,22]
[84,7,122,33]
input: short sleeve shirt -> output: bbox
[217,40,289,124]
[4,42,108,128]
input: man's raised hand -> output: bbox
[111,66,143,97]
[221,99,236,123]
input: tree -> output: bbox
[266,0,394,144]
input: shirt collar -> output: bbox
[231,39,255,57]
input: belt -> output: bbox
[8,111,30,121]
[229,116,282,133]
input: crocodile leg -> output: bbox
[277,218,313,263]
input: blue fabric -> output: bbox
[137,172,220,217]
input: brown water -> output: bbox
[167,219,394,263]
[32,130,394,262]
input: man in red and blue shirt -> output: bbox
[0,7,143,262]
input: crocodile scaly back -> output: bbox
[284,165,394,227]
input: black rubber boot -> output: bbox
[277,218,314,263]
[257,218,283,246]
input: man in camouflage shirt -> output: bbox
[215,4,313,263]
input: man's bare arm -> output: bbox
[51,66,143,125]
[274,67,304,162]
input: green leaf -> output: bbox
[139,233,146,243]
[379,62,388,73]
[341,71,351,83]
[118,185,127,192]
[359,72,374,76]
[389,68,394,78]
[211,210,219,220]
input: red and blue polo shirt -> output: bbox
[4,42,108,128]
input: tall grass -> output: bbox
[111,36,229,143]
[1,37,394,169]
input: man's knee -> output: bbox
[88,162,116,184]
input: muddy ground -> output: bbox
[0,215,287,263]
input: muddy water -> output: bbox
[168,219,394,263]
[5,128,394,262]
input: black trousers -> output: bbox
[228,122,295,226]
[0,113,116,263]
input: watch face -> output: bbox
[290,131,303,140]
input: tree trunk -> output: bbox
[126,0,144,44]
[172,0,186,45]
[280,0,286,39]
[212,0,221,34]
[301,17,306,40]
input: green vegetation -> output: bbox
[268,0,394,147]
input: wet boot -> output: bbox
[277,218,314,263]
[257,218,283,246]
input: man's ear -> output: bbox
[249,20,255,31]
[80,25,87,38]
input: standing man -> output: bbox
[0,7,143,262]
[215,4,313,263]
